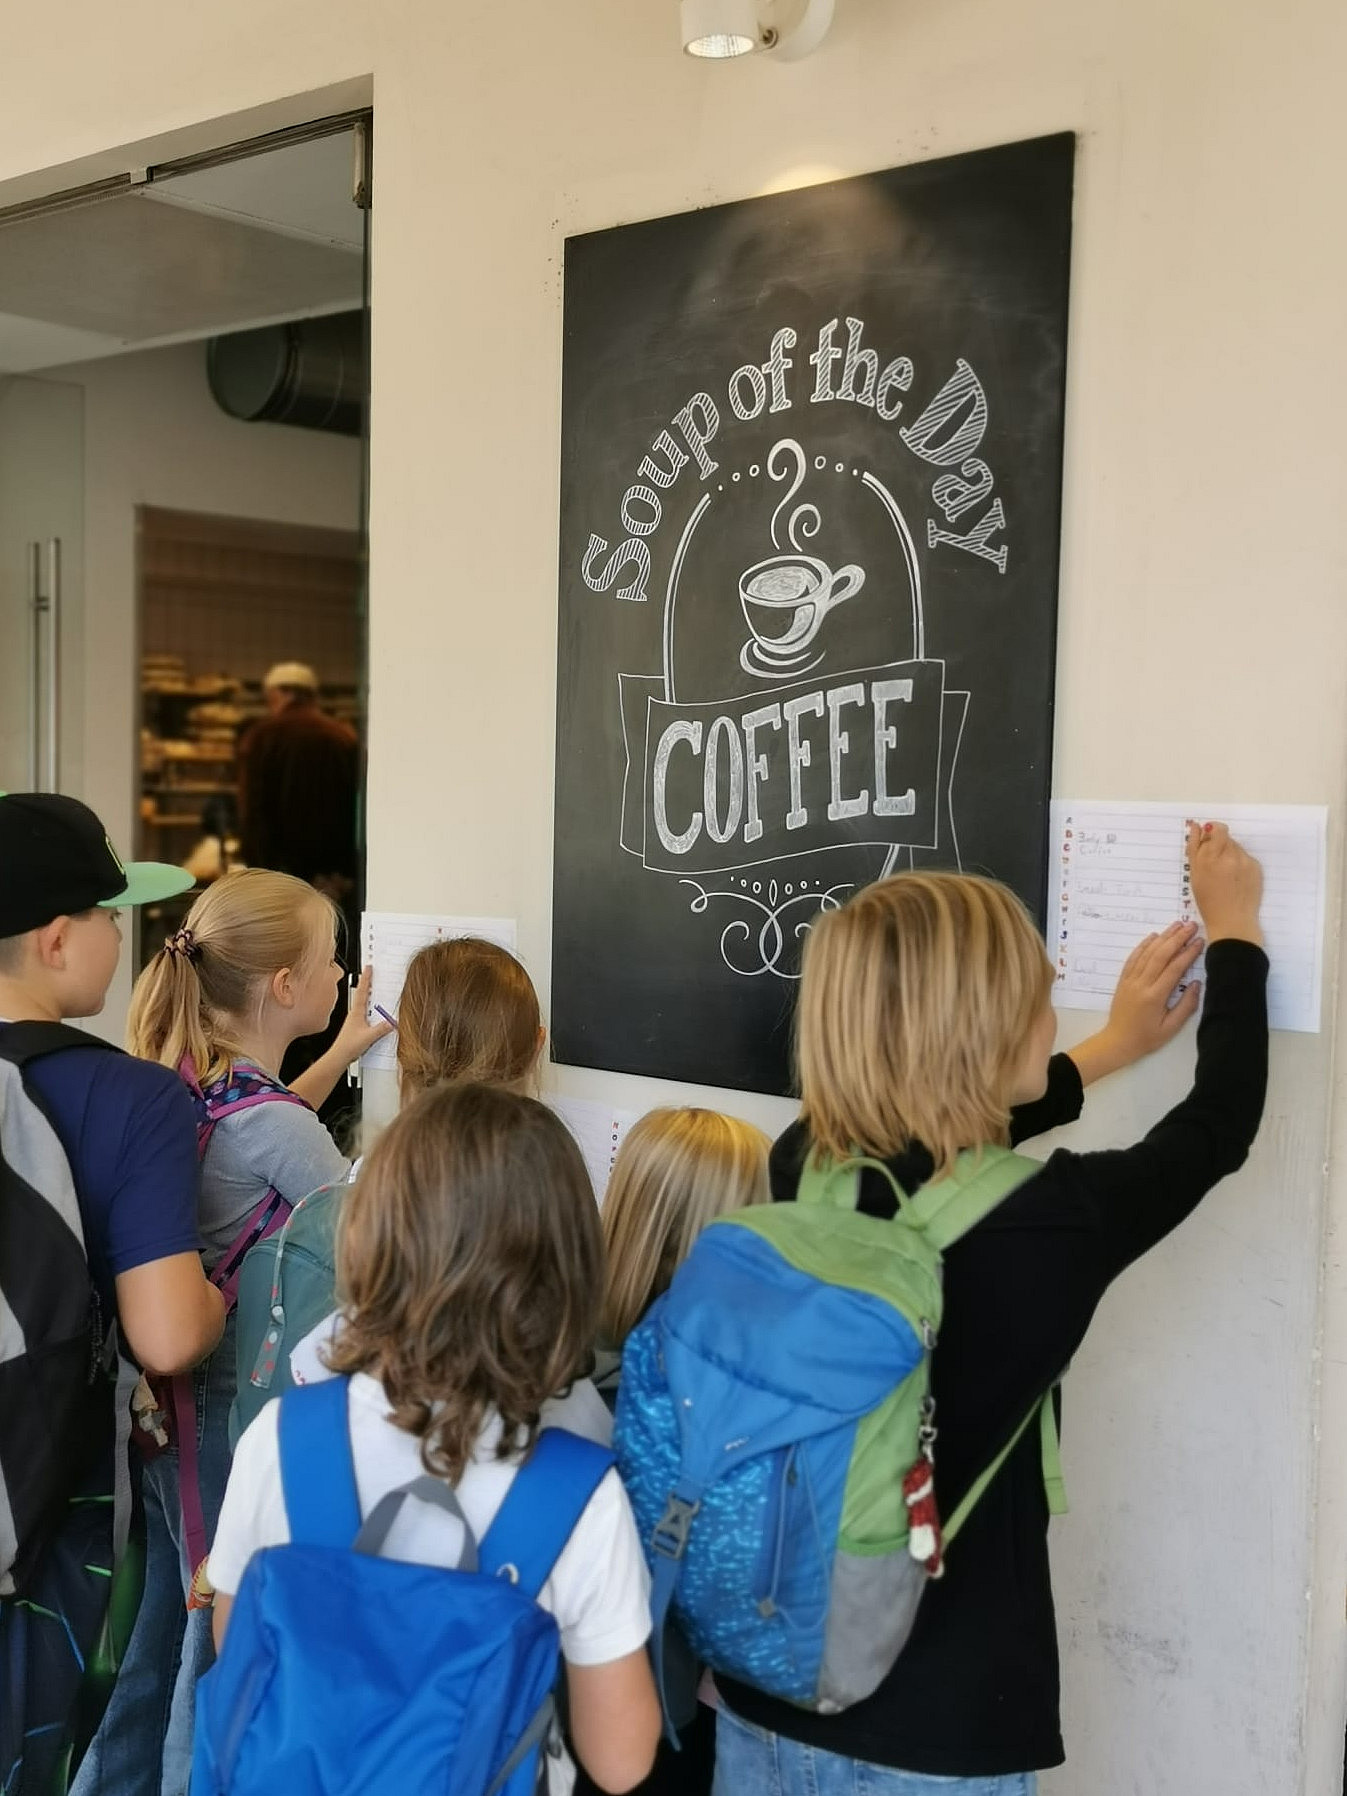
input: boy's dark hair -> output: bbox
[328,1082,603,1480]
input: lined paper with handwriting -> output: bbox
[359,912,519,1070]
[1049,801,1326,1033]
[546,1095,640,1204]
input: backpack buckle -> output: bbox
[650,1494,701,1560]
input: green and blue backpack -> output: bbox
[613,1144,1067,1724]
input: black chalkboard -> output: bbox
[553,134,1074,1095]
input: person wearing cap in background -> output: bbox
[235,661,360,900]
[0,793,226,1796]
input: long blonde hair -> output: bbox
[396,937,543,1099]
[796,872,1053,1173]
[127,869,336,1086]
[601,1108,771,1346]
[327,1082,603,1480]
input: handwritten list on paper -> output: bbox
[546,1095,640,1205]
[359,912,519,1070]
[1049,801,1326,1033]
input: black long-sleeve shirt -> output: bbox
[718,939,1269,1776]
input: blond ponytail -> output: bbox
[128,869,336,1086]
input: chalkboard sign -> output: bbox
[553,134,1074,1095]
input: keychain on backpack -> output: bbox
[902,1393,945,1578]
[902,1457,945,1579]
[131,1374,170,1455]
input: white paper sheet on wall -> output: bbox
[1049,800,1326,1033]
[546,1094,641,1205]
[358,912,519,1070]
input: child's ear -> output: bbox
[36,917,71,970]
[271,966,297,1010]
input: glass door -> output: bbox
[0,376,84,795]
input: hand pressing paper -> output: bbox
[1049,800,1325,1032]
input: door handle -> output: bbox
[27,537,61,791]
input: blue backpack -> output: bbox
[192,1377,613,1796]
[615,1147,1065,1722]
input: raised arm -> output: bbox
[1067,919,1207,1088]
[1013,918,1208,1145]
[1067,822,1268,1274]
[287,965,392,1110]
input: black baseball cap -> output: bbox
[0,792,195,937]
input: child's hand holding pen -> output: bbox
[335,965,396,1064]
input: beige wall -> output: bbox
[37,341,361,1026]
[2,2,1345,1790]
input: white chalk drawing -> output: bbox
[678,872,856,979]
[616,439,969,977]
[593,318,996,979]
[739,441,864,681]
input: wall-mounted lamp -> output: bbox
[681,0,835,61]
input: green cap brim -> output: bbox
[100,862,197,909]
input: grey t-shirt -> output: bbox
[199,1089,349,1269]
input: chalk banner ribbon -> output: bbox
[620,658,959,876]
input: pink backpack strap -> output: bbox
[171,1059,312,1597]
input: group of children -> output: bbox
[0,788,1270,1796]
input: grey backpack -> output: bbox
[0,1022,114,1595]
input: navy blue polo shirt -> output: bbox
[15,1035,201,1318]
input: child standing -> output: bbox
[599,1108,770,1363]
[74,868,387,1796]
[207,1081,661,1795]
[582,1108,770,1796]
[237,934,549,1424]
[711,825,1267,1796]
[0,792,224,1796]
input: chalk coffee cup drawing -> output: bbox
[738,553,865,676]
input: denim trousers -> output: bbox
[714,1706,1039,1796]
[71,1321,236,1796]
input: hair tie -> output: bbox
[165,927,200,963]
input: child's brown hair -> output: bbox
[327,1081,602,1479]
[395,938,543,1098]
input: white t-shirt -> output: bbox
[287,1313,616,1449]
[210,1371,647,1653]
[209,1373,650,1792]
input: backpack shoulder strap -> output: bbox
[795,1147,912,1217]
[200,1063,310,1125]
[945,1388,1069,1547]
[479,1428,614,1601]
[278,1377,362,1547]
[907,1145,1042,1251]
[0,1020,121,1069]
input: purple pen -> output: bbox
[373,1004,398,1029]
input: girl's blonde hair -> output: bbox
[396,938,543,1099]
[601,1108,771,1346]
[797,872,1053,1172]
[327,1082,603,1480]
[127,868,336,1086]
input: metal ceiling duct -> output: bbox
[206,309,364,436]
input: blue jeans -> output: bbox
[71,1322,236,1796]
[714,1706,1039,1796]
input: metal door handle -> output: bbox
[27,542,41,788]
[47,538,61,792]
[27,537,61,791]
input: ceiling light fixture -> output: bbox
[681,0,835,62]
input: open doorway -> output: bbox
[0,114,371,1054]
